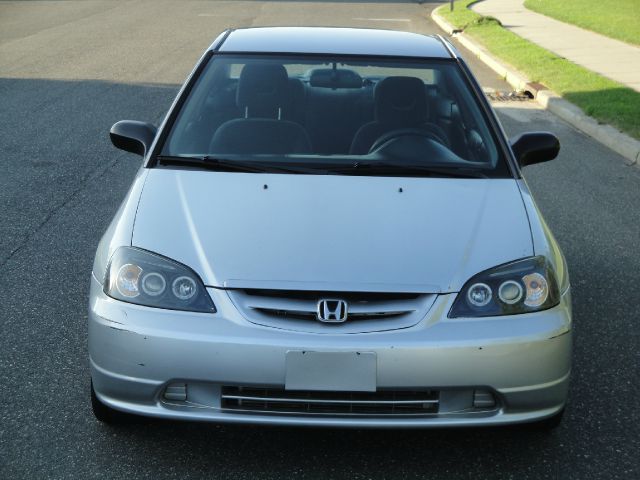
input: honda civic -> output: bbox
[89,27,571,428]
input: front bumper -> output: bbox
[89,275,572,427]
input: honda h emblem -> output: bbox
[316,299,349,323]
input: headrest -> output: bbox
[374,76,427,125]
[309,68,363,89]
[236,64,289,117]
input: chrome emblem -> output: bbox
[316,299,349,323]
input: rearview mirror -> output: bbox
[509,132,559,167]
[309,68,363,89]
[110,120,157,157]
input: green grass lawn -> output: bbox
[438,1,640,140]
[524,0,640,46]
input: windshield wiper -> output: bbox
[156,156,487,178]
[331,161,488,178]
[156,155,323,175]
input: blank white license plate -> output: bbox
[285,351,377,392]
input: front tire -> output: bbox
[528,407,565,431]
[91,380,137,425]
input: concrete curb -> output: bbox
[431,6,640,167]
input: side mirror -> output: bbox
[509,132,559,167]
[109,120,157,157]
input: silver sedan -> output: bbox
[89,27,571,429]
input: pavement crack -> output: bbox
[0,152,127,270]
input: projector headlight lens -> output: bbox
[449,256,560,318]
[104,247,215,313]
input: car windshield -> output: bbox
[159,54,508,177]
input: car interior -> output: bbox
[167,59,496,165]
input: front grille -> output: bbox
[221,386,440,416]
[243,290,420,301]
[227,289,437,333]
[254,308,406,322]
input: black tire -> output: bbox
[91,380,137,425]
[528,407,565,431]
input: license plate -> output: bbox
[285,351,377,392]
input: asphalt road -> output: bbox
[1,1,639,479]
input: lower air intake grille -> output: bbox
[221,387,440,416]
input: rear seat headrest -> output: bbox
[236,64,289,116]
[374,76,427,124]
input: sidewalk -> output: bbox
[471,0,640,92]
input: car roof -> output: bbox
[212,27,453,58]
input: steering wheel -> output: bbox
[368,128,448,154]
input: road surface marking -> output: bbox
[353,18,411,23]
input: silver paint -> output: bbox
[132,170,533,293]
[89,27,572,427]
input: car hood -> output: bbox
[132,169,532,293]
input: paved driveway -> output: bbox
[0,2,638,479]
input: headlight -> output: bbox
[103,247,216,313]
[449,256,560,318]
